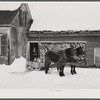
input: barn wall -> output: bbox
[28,35,100,67]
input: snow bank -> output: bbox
[0,57,27,73]
[0,57,26,87]
[0,64,9,85]
[10,57,26,72]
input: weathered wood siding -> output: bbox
[10,26,18,64]
[10,7,32,64]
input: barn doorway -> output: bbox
[30,43,39,62]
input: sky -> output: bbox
[0,2,100,31]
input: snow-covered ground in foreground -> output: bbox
[0,57,100,89]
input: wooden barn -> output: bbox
[0,3,33,65]
[26,30,100,69]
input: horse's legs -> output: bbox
[62,65,65,76]
[57,63,60,72]
[45,60,50,74]
[71,65,74,75]
[73,65,77,74]
[57,65,59,71]
[59,64,65,77]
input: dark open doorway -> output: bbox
[30,43,39,61]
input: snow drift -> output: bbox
[10,57,26,72]
[0,57,100,89]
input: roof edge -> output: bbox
[10,8,20,25]
[0,24,13,27]
[26,30,100,37]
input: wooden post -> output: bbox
[26,42,30,67]
[8,39,10,65]
[38,31,41,69]
[84,43,87,67]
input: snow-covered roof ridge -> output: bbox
[27,30,100,37]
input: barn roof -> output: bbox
[27,30,100,37]
[0,9,19,25]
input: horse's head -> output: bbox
[71,47,78,60]
[75,45,85,61]
[64,47,78,61]
[75,45,85,56]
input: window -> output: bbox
[19,10,23,26]
[23,11,27,27]
[19,10,27,27]
[94,48,100,65]
[0,34,7,56]
[0,35,1,55]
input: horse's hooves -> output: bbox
[74,71,77,74]
[71,73,74,75]
[62,73,65,76]
[59,73,65,77]
[60,75,64,77]
[45,71,48,74]
[60,75,65,77]
[71,71,74,75]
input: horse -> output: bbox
[70,44,85,75]
[75,45,85,60]
[44,46,78,77]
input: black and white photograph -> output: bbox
[0,1,100,97]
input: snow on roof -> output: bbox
[27,30,100,37]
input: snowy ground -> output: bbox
[0,57,100,89]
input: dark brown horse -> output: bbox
[70,44,85,75]
[45,46,78,77]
